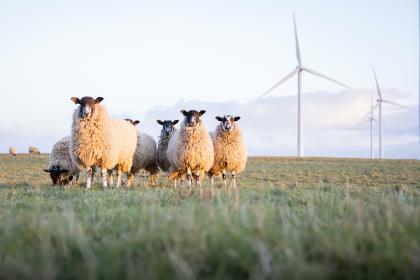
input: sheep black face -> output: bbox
[71,96,104,119]
[157,120,179,136]
[180,110,206,128]
[44,166,70,186]
[216,115,241,132]
[125,119,140,126]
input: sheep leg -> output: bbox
[209,175,214,187]
[150,175,156,186]
[186,168,192,188]
[231,172,237,188]
[86,167,94,189]
[222,171,227,187]
[107,170,114,186]
[101,168,108,188]
[193,171,201,187]
[116,169,122,189]
[127,173,134,187]
[75,172,80,184]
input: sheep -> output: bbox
[70,96,137,189]
[124,119,160,186]
[208,115,247,187]
[9,147,17,156]
[44,136,80,186]
[28,146,41,155]
[156,119,179,172]
[166,110,214,187]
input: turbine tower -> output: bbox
[257,14,350,157]
[362,67,408,159]
[368,91,376,159]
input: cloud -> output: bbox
[1,89,418,159]
[139,89,419,159]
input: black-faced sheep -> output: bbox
[124,119,160,186]
[44,136,80,186]
[70,96,137,189]
[156,119,179,172]
[208,115,247,186]
[166,110,214,187]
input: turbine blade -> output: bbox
[382,99,410,109]
[293,13,302,66]
[372,66,382,99]
[359,102,379,124]
[256,69,298,100]
[302,66,351,89]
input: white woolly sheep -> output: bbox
[156,119,179,172]
[208,115,247,186]
[9,147,17,156]
[166,110,214,187]
[28,146,40,155]
[70,96,137,189]
[44,136,80,186]
[124,119,160,186]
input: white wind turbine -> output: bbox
[257,14,350,157]
[361,67,409,159]
[359,91,377,159]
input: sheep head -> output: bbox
[180,110,206,128]
[44,166,71,186]
[215,115,240,132]
[157,119,179,136]
[125,119,140,126]
[71,96,104,119]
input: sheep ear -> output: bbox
[95,97,104,103]
[71,97,80,104]
[44,169,51,173]
[157,120,164,125]
[215,116,223,121]
[125,118,132,122]
[133,120,140,126]
[59,169,69,173]
[199,110,206,116]
[180,110,188,116]
[173,120,179,125]
[234,116,241,122]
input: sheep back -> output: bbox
[48,136,80,175]
[157,129,177,172]
[172,121,214,173]
[131,132,159,175]
[211,124,247,175]
[9,147,17,156]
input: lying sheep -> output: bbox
[70,96,137,188]
[208,115,247,186]
[28,146,41,155]
[44,136,80,186]
[167,110,214,187]
[9,147,17,156]
[156,119,179,172]
[124,119,159,186]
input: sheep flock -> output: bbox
[42,96,247,189]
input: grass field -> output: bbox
[0,154,419,279]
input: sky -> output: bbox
[0,0,419,158]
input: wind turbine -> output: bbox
[359,91,377,159]
[257,14,350,157]
[361,67,409,159]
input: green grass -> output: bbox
[0,154,419,279]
